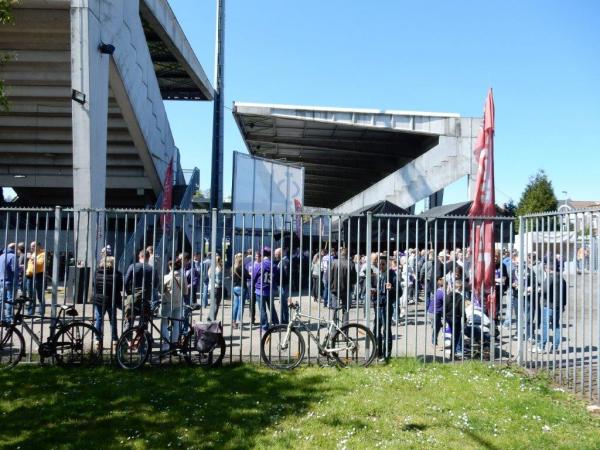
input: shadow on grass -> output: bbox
[0,364,334,449]
[402,422,427,432]
[401,422,500,450]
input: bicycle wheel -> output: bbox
[331,323,377,368]
[115,327,151,370]
[183,332,226,368]
[53,322,101,367]
[260,324,305,370]
[0,324,24,369]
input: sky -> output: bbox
[164,0,600,209]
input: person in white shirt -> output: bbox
[161,257,188,349]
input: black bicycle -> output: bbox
[0,296,101,369]
[115,301,226,370]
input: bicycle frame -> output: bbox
[9,298,66,347]
[285,307,356,355]
[136,304,195,357]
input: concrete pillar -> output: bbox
[70,0,109,263]
[428,189,444,210]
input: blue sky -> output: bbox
[165,0,600,207]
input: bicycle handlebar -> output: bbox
[4,296,27,306]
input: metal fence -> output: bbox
[0,207,598,400]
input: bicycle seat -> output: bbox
[60,305,79,317]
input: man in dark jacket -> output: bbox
[93,255,122,350]
[371,258,399,361]
[533,265,567,353]
[445,280,465,357]
[492,250,510,320]
[274,247,290,324]
[124,250,153,325]
[329,247,356,324]
[522,254,539,341]
[0,243,19,323]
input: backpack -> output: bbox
[124,288,151,320]
[193,321,223,353]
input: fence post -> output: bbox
[208,208,218,321]
[51,206,61,320]
[517,216,525,365]
[365,211,372,328]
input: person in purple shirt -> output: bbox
[429,277,445,347]
[252,247,279,331]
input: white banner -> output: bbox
[232,152,304,229]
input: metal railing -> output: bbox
[0,206,598,400]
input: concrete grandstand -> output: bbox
[0,0,213,208]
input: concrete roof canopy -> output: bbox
[141,0,213,101]
[233,102,479,210]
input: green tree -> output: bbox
[516,170,558,215]
[515,170,558,231]
[502,199,517,217]
[0,0,16,112]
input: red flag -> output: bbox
[469,89,496,317]
[161,158,174,231]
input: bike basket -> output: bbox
[193,322,222,353]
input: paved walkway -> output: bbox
[11,272,597,402]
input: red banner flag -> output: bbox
[161,158,174,232]
[469,89,496,317]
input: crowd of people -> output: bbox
[1,238,570,362]
[93,246,205,352]
[303,245,569,359]
[0,241,48,322]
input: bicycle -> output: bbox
[115,301,226,370]
[0,296,101,369]
[260,302,377,370]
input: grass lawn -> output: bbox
[0,360,599,449]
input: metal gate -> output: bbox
[0,207,598,400]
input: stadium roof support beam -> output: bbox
[70,0,110,258]
[71,0,108,212]
[334,123,481,213]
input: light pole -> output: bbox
[210,0,225,257]
[210,0,225,213]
